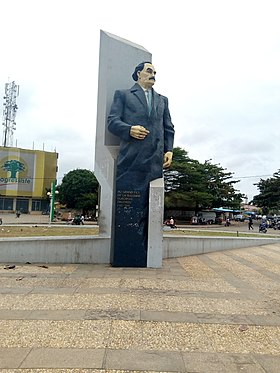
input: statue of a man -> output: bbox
[108,61,175,184]
[108,61,175,267]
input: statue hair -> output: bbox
[132,61,152,81]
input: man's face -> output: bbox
[137,63,156,89]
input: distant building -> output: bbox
[0,146,58,213]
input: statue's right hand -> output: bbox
[130,125,150,140]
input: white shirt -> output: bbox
[140,86,151,104]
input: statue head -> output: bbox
[132,62,156,89]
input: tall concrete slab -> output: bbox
[94,30,152,260]
[147,178,165,268]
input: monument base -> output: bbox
[112,186,148,267]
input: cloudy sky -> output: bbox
[1,0,279,200]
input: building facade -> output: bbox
[0,146,58,213]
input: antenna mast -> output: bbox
[2,81,19,147]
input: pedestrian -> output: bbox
[248,216,254,230]
[169,216,176,229]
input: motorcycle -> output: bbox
[71,216,84,225]
[259,222,267,233]
[273,221,280,230]
[225,218,231,227]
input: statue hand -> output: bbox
[163,151,173,168]
[130,125,150,140]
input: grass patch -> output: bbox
[165,229,280,238]
[0,226,99,238]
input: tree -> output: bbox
[59,169,99,214]
[201,158,242,210]
[164,147,242,212]
[164,148,213,210]
[2,160,25,178]
[252,170,280,213]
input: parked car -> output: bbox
[234,214,245,222]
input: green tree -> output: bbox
[2,160,25,178]
[59,169,99,213]
[164,147,242,212]
[201,159,242,209]
[164,148,213,211]
[252,170,280,213]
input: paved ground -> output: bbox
[1,243,280,372]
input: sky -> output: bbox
[1,0,279,201]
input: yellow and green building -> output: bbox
[0,146,58,213]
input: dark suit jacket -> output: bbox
[108,83,175,187]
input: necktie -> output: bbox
[146,90,152,114]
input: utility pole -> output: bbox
[2,81,19,147]
[47,181,59,223]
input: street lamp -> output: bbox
[47,181,59,224]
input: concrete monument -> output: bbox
[94,31,174,268]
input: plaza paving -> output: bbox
[0,242,280,372]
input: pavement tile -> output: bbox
[248,314,280,326]
[141,321,180,351]
[254,247,280,262]
[108,320,142,350]
[237,325,280,355]
[81,278,121,288]
[84,309,140,321]
[201,297,269,315]
[0,287,31,295]
[30,287,77,295]
[20,348,105,368]
[182,351,231,372]
[195,312,253,325]
[172,322,214,352]
[233,250,280,275]
[178,256,220,278]
[0,320,79,348]
[254,354,280,373]
[104,349,186,371]
[27,310,86,320]
[202,324,248,353]
[218,353,267,373]
[119,279,140,289]
[0,294,91,310]
[0,310,33,320]
[0,347,31,368]
[207,252,280,293]
[202,323,280,355]
[70,320,111,348]
[88,294,140,311]
[139,278,238,293]
[140,310,198,323]
[140,294,206,313]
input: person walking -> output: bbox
[169,216,177,229]
[248,216,254,230]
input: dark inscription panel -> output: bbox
[113,188,148,267]
[116,190,141,208]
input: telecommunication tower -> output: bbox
[2,81,19,147]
